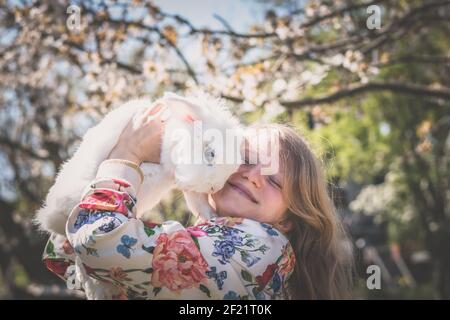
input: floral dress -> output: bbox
[42,159,296,300]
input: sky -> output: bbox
[147,0,274,74]
[152,0,267,32]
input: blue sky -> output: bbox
[152,0,267,32]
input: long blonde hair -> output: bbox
[254,123,354,299]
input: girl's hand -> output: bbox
[107,102,170,165]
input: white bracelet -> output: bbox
[97,159,144,189]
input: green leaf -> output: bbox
[142,245,154,254]
[144,226,155,237]
[241,269,252,283]
[240,250,249,261]
[123,268,142,272]
[45,241,55,257]
[142,267,154,274]
[153,287,162,296]
[199,284,211,298]
[252,286,261,297]
[85,247,99,257]
[191,236,200,250]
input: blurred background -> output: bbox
[0,0,449,299]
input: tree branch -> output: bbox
[280,82,450,109]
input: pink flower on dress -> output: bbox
[186,226,208,237]
[62,239,74,255]
[151,230,209,291]
[79,189,131,214]
[278,244,296,278]
[109,267,132,282]
[44,259,70,277]
[143,221,160,229]
[112,289,129,300]
[112,179,130,188]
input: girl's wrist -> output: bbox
[108,146,142,166]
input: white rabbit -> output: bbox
[35,92,243,236]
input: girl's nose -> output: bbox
[239,163,263,188]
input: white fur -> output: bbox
[34,92,242,236]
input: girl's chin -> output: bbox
[214,206,239,217]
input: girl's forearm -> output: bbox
[108,145,143,165]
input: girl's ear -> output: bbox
[276,217,293,234]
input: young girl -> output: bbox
[42,104,354,299]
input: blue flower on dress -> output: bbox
[73,210,90,230]
[222,227,241,237]
[98,219,118,233]
[224,290,239,300]
[240,250,261,267]
[255,291,266,300]
[271,272,281,293]
[260,223,279,236]
[73,210,115,231]
[206,267,227,290]
[212,239,236,264]
[252,287,266,300]
[224,233,244,246]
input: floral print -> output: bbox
[79,188,132,214]
[278,243,296,278]
[42,161,296,299]
[109,267,132,282]
[44,259,70,278]
[151,230,209,291]
[201,222,268,267]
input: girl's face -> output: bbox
[209,139,291,232]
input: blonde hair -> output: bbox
[253,123,354,299]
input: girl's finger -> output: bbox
[147,104,171,123]
[147,102,164,117]
[133,107,149,126]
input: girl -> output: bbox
[42,104,354,299]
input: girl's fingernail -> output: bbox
[148,103,163,116]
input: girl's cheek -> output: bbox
[267,189,286,211]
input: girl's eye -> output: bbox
[243,156,254,165]
[268,176,282,189]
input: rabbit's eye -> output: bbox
[204,145,215,166]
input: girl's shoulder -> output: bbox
[189,216,295,299]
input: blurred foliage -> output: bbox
[0,0,449,299]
